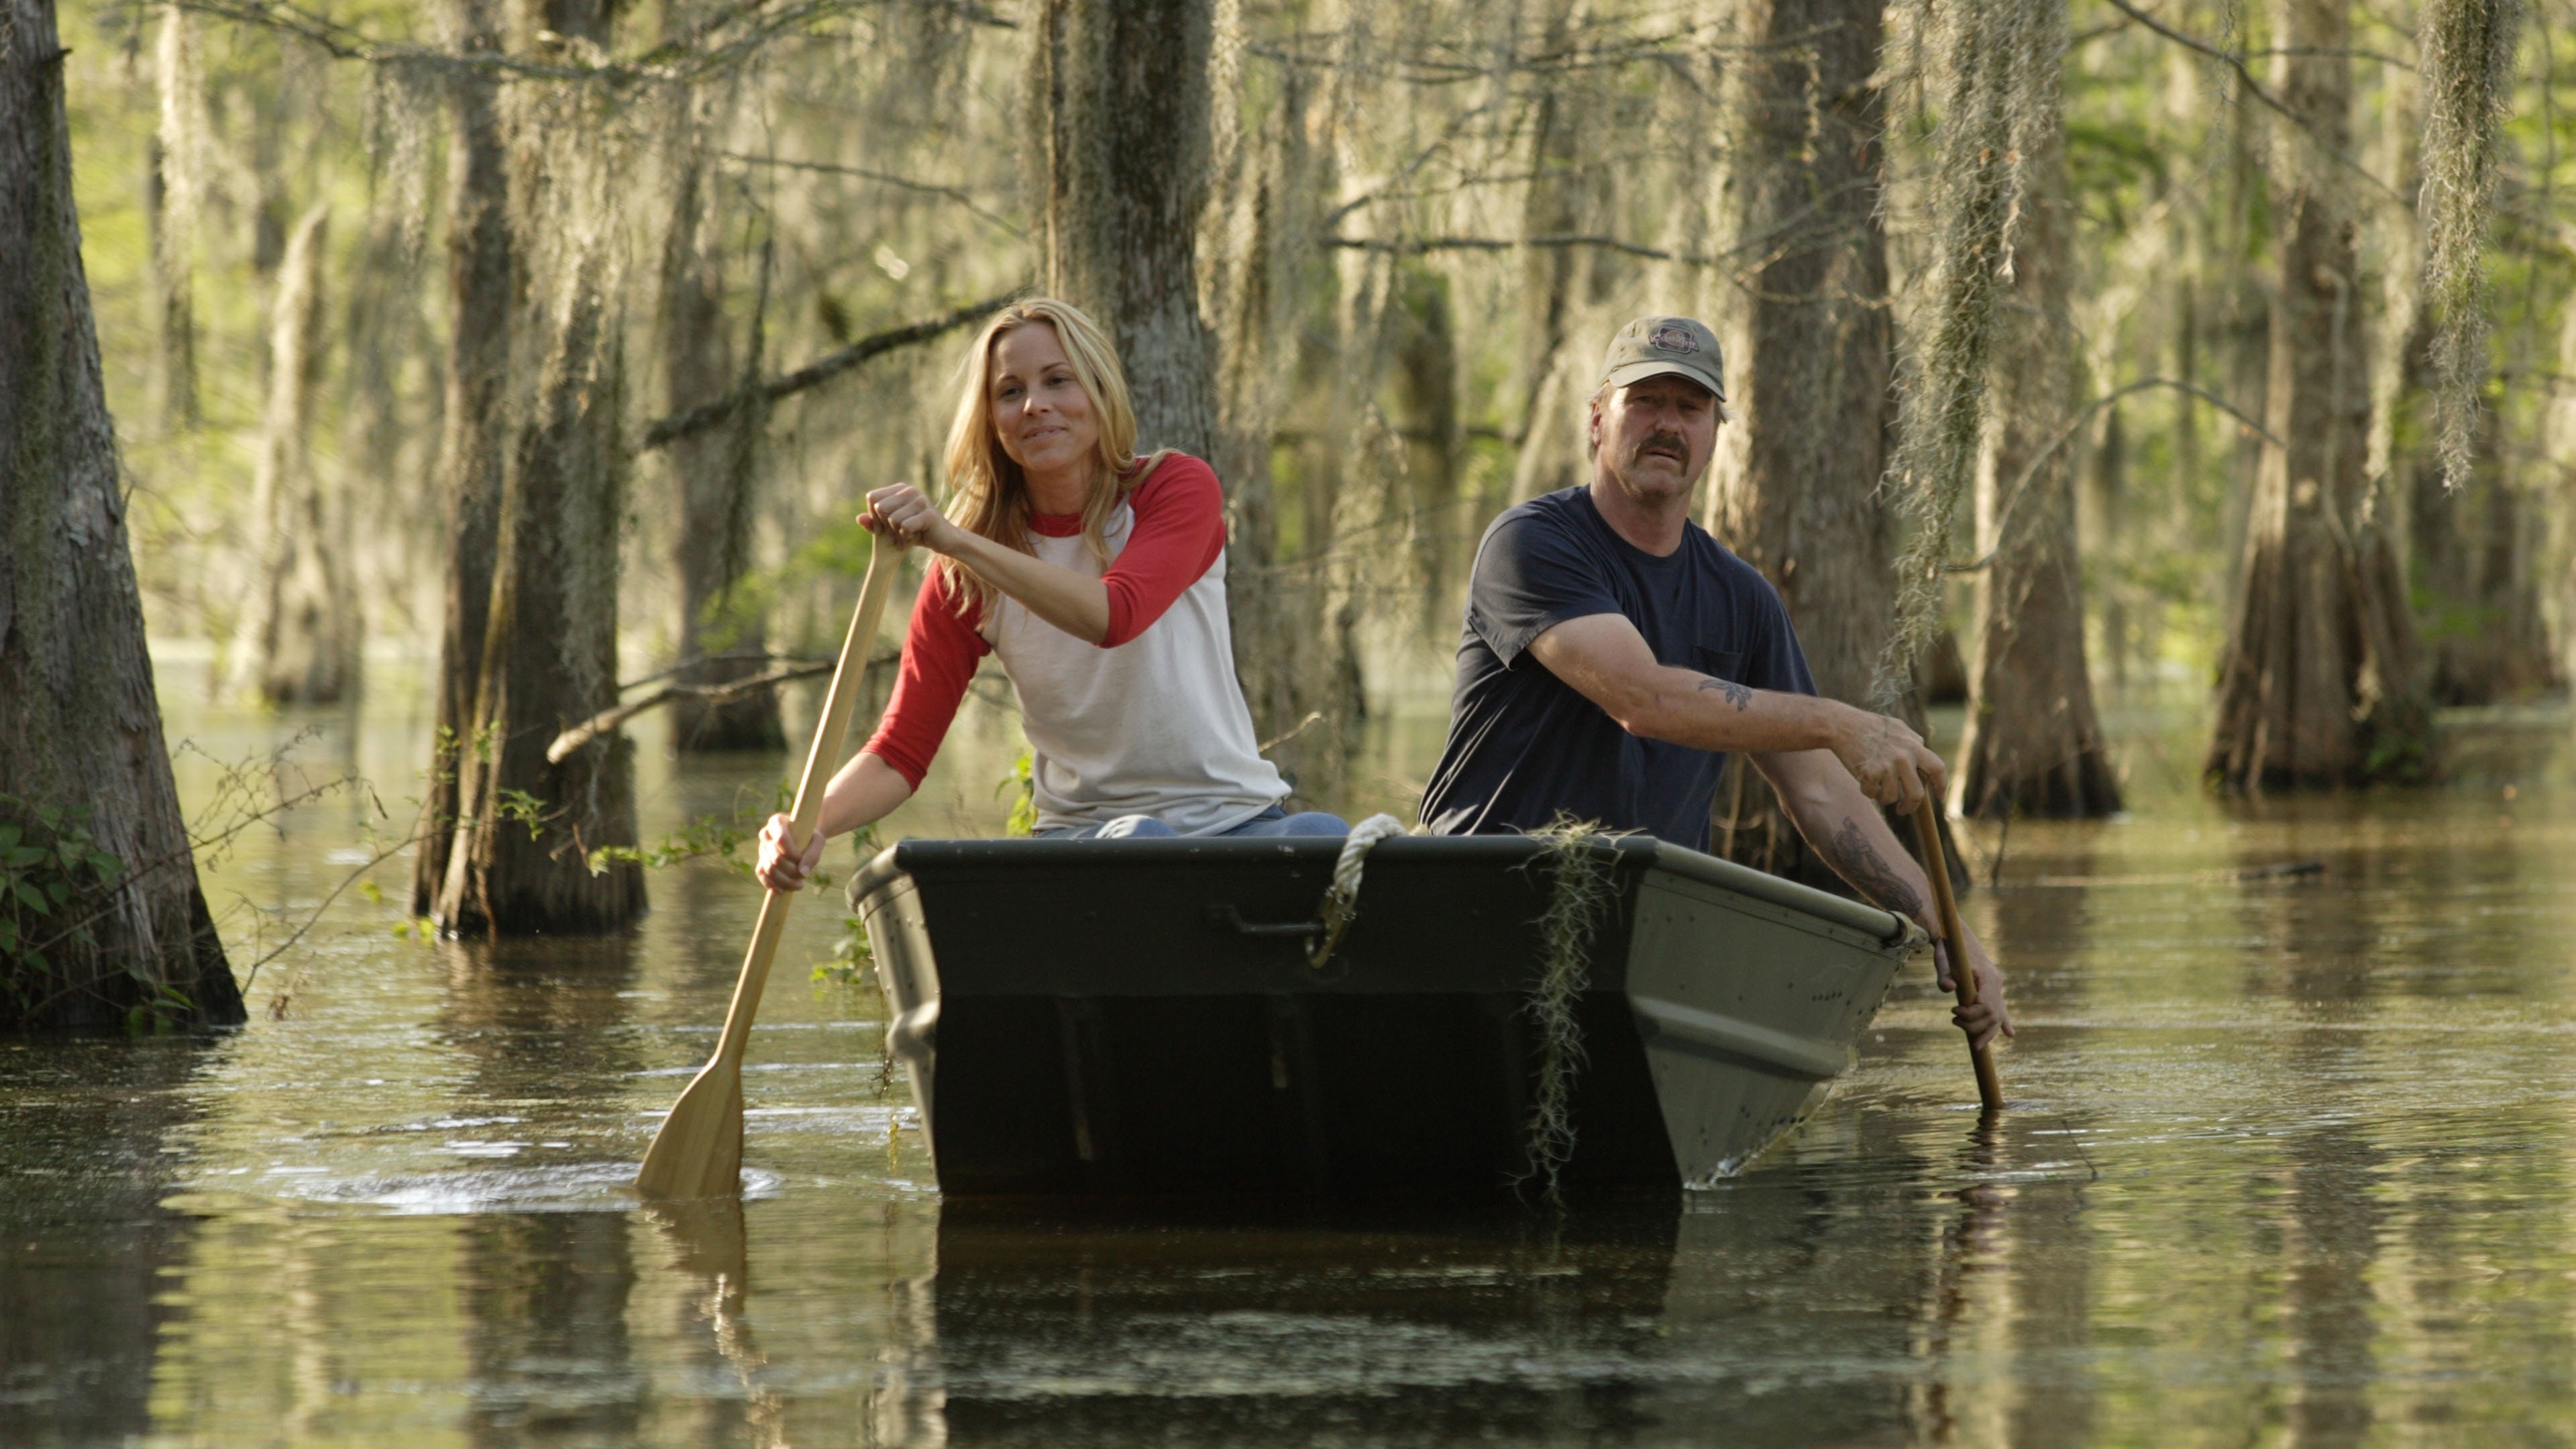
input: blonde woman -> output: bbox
[756,299,1344,889]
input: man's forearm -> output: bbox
[1771,759,1933,929]
[1613,665,1856,756]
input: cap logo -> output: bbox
[1648,324,1698,356]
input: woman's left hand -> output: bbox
[864,483,958,553]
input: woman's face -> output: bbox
[987,322,1100,480]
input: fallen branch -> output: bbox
[547,651,895,763]
[641,291,1020,450]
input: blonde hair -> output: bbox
[934,297,1170,616]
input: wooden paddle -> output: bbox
[1911,796,2004,1113]
[635,527,902,1198]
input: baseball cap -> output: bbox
[1596,315,1727,407]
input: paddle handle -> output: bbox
[1913,797,2003,1113]
[706,531,902,1068]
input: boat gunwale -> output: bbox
[850,833,1916,949]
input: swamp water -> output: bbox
[7,664,2576,1446]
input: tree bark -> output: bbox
[658,93,781,752]
[1389,258,1462,625]
[1032,0,1218,459]
[2206,0,2432,790]
[146,1,199,435]
[1951,97,2121,819]
[234,203,356,705]
[1701,0,1945,888]
[432,0,644,934]
[1507,0,1598,507]
[0,0,241,1027]
[412,0,513,917]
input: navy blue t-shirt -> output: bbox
[1418,486,1817,851]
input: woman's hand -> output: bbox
[755,812,826,892]
[864,483,960,553]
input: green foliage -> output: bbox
[0,796,191,1032]
[494,788,547,841]
[813,914,875,987]
[810,827,882,987]
[998,747,1037,838]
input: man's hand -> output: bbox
[755,812,826,892]
[1933,928,2013,1051]
[1828,704,1946,815]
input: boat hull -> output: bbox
[853,835,1917,1197]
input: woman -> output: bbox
[757,299,1344,892]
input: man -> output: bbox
[1419,315,2009,1046]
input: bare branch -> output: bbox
[640,290,1020,450]
[547,653,894,763]
[1945,378,2282,575]
[720,151,1024,234]
[2100,0,2403,199]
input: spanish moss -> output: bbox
[2417,0,2520,494]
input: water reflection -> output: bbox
[0,1038,217,1446]
[5,692,2576,1445]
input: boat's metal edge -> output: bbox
[1644,839,1916,947]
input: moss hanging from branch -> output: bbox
[1873,0,2065,709]
[2417,0,2520,494]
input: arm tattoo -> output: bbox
[1696,676,1752,711]
[1826,816,1923,922]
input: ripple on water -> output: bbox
[180,1161,785,1215]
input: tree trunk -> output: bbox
[1952,107,2121,820]
[1203,34,1341,802]
[432,0,644,934]
[0,0,241,1027]
[2206,0,2432,790]
[412,0,513,918]
[1507,1,1595,507]
[659,97,781,752]
[1032,0,1218,459]
[234,203,355,705]
[1701,0,1943,888]
[146,1,199,435]
[1388,259,1461,627]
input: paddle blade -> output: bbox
[634,1057,746,1199]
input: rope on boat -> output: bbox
[1307,813,1411,969]
[1520,818,1617,1208]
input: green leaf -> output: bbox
[0,824,19,849]
[5,847,40,869]
[16,881,51,916]
[45,881,69,906]
[0,917,17,951]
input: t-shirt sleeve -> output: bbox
[1741,574,1819,697]
[860,568,991,790]
[1463,511,1625,666]
[1097,454,1226,648]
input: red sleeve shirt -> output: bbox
[1094,453,1228,648]
[860,569,989,790]
[859,453,1228,789]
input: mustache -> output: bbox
[1632,431,1692,460]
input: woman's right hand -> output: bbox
[864,483,959,554]
[755,812,826,892]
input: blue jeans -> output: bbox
[1038,804,1351,840]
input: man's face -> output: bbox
[1591,374,1718,504]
